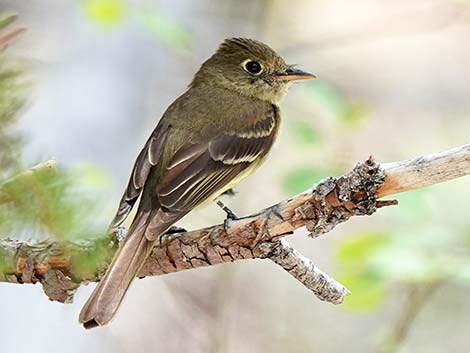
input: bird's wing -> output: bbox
[155,105,278,215]
[109,124,169,229]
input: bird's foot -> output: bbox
[159,226,188,246]
[266,205,285,222]
[216,200,240,231]
[250,203,285,222]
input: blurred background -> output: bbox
[0,1,469,352]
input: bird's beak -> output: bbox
[271,67,316,81]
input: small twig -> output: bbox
[267,239,349,304]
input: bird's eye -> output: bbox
[243,60,263,75]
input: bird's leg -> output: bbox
[253,205,293,244]
[158,225,188,246]
[216,200,239,220]
[250,203,285,221]
[215,199,240,231]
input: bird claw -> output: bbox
[158,226,187,246]
[267,205,284,222]
[223,218,233,232]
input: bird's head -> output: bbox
[191,38,315,104]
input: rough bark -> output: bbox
[1,144,469,305]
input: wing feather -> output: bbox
[157,106,278,213]
[109,124,169,229]
[112,104,279,231]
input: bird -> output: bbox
[79,37,315,328]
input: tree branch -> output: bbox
[377,144,470,196]
[268,239,350,304]
[0,145,469,305]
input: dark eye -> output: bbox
[243,60,263,75]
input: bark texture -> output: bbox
[1,144,469,305]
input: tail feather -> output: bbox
[79,212,170,328]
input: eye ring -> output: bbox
[242,59,263,75]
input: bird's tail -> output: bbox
[79,211,169,329]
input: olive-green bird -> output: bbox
[79,38,314,328]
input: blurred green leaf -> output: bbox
[334,224,470,311]
[138,12,191,51]
[0,252,5,277]
[82,0,127,27]
[70,239,111,281]
[0,12,18,31]
[335,232,391,310]
[282,168,338,195]
[305,80,368,129]
[342,103,367,127]
[389,188,435,221]
[0,60,26,175]
[307,80,343,116]
[74,164,110,189]
[335,232,391,264]
[0,166,106,242]
[288,120,320,145]
[339,270,386,311]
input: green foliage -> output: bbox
[288,120,320,146]
[0,15,108,253]
[82,0,127,27]
[0,13,18,31]
[281,79,368,196]
[74,163,110,189]
[386,188,437,222]
[341,104,367,128]
[0,247,5,276]
[284,84,470,313]
[335,186,470,311]
[138,13,191,52]
[81,1,191,51]
[336,232,391,263]
[0,60,26,175]
[70,237,113,281]
[0,12,26,176]
[340,271,387,311]
[281,59,469,317]
[0,166,107,242]
[305,80,368,129]
[335,232,390,310]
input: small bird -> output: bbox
[79,38,314,328]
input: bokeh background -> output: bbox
[0,1,469,352]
